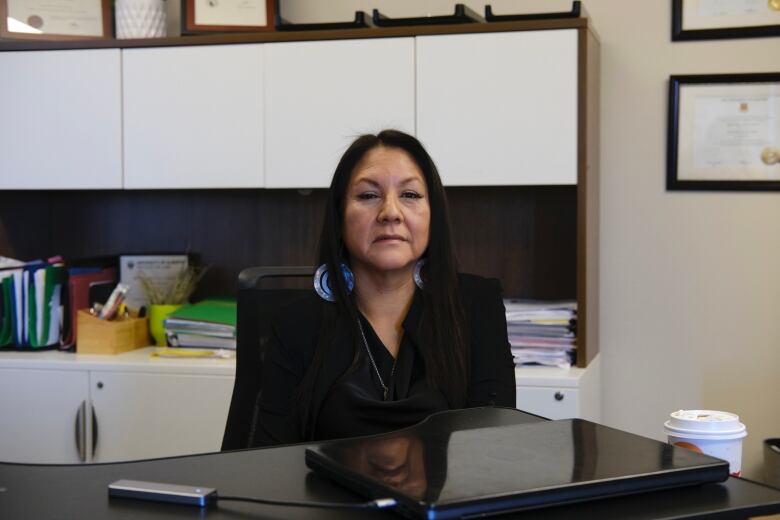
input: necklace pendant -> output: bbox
[383,388,388,401]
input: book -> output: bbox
[163,299,237,337]
[166,332,236,350]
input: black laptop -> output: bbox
[305,418,729,519]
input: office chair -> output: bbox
[221,266,314,451]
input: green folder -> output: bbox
[0,276,14,346]
[165,299,237,327]
[26,265,65,348]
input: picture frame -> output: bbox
[667,73,780,191]
[0,0,112,40]
[672,0,780,41]
[182,0,277,35]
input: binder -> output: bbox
[24,263,65,348]
[0,269,21,346]
[0,260,65,349]
[163,300,237,348]
[164,299,237,332]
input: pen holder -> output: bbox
[76,309,150,355]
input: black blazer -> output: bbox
[252,273,516,446]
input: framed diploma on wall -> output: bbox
[667,73,780,191]
[0,0,112,40]
[182,0,277,34]
[672,0,780,40]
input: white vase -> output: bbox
[115,0,167,39]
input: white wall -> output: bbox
[282,0,780,480]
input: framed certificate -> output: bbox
[0,0,112,40]
[672,0,780,40]
[667,73,780,191]
[182,0,277,34]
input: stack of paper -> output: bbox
[1,257,66,349]
[505,299,576,368]
[164,299,237,349]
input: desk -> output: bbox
[1,408,779,519]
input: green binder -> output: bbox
[0,275,15,346]
[27,265,65,348]
[165,299,237,327]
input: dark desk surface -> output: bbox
[1,408,779,520]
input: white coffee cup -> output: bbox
[664,409,747,476]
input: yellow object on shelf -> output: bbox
[150,348,233,359]
[148,304,182,346]
[76,310,149,355]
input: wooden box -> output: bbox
[76,309,150,355]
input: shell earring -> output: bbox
[413,258,426,289]
[313,262,355,302]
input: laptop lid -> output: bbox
[305,418,729,519]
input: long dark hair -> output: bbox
[296,130,468,438]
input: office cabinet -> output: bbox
[0,349,234,464]
[514,355,601,422]
[0,17,599,365]
[264,38,415,188]
[416,30,578,186]
[0,368,89,464]
[0,49,122,189]
[123,45,265,189]
[89,371,233,462]
[0,351,598,465]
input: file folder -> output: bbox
[0,267,23,347]
[24,263,65,348]
[0,261,65,349]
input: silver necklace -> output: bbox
[356,318,398,401]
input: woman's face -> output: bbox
[343,146,430,277]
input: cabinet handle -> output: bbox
[74,400,87,463]
[554,391,564,401]
[90,402,99,459]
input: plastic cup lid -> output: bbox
[664,409,746,437]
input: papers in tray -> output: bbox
[505,299,576,368]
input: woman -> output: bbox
[253,130,515,445]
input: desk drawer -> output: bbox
[516,386,578,420]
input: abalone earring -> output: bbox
[413,258,426,289]
[313,262,355,302]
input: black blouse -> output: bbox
[253,273,515,446]
[315,314,450,441]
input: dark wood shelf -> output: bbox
[0,186,576,302]
[0,18,585,52]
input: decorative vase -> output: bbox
[115,0,167,39]
[148,304,182,346]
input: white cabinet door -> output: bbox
[0,368,89,463]
[516,386,579,420]
[89,371,233,462]
[123,45,264,189]
[416,30,578,186]
[0,50,122,189]
[265,38,415,188]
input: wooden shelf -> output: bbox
[0,18,586,52]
